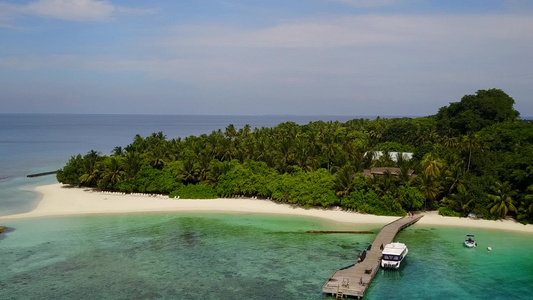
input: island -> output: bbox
[52,89,533,226]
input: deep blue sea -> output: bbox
[0,114,532,300]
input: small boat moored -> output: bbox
[380,242,408,269]
[464,234,477,248]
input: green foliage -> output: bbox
[478,121,533,152]
[438,206,462,217]
[487,181,518,219]
[499,145,533,191]
[56,154,84,185]
[286,169,338,207]
[397,185,425,211]
[412,143,433,163]
[55,89,532,223]
[375,141,415,153]
[217,161,273,197]
[436,89,519,136]
[169,183,218,199]
[341,189,404,216]
[130,165,181,193]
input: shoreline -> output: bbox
[1,183,532,234]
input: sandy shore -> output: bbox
[1,183,532,233]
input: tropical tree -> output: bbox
[445,162,466,194]
[436,88,520,135]
[525,185,533,214]
[79,150,101,186]
[421,153,445,178]
[99,157,125,188]
[177,158,199,184]
[461,132,481,172]
[224,124,237,141]
[441,185,473,216]
[333,164,358,197]
[517,185,533,224]
[417,173,443,210]
[123,152,142,180]
[111,146,124,157]
[487,181,518,219]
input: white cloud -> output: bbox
[161,14,533,49]
[327,0,405,8]
[0,0,154,23]
[24,0,114,21]
[2,12,533,115]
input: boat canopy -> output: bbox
[382,242,407,256]
[466,234,475,237]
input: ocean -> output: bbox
[1,114,532,300]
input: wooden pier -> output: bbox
[322,214,423,299]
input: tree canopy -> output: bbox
[57,88,533,224]
[436,89,519,135]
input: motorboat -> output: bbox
[464,234,477,248]
[380,242,408,269]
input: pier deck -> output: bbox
[322,214,423,299]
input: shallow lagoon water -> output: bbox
[1,115,532,299]
[1,214,532,300]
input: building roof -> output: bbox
[366,151,413,162]
[382,242,407,255]
[362,167,415,177]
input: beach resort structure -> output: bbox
[366,151,413,162]
[322,215,423,299]
[361,167,415,178]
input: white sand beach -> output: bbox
[1,183,532,233]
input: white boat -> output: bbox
[464,234,477,248]
[380,242,408,269]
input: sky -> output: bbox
[1,0,533,116]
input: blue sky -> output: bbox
[1,0,533,116]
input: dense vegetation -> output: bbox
[57,89,533,223]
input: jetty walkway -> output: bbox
[322,214,423,299]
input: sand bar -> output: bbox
[1,184,532,233]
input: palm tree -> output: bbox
[79,150,101,186]
[196,151,212,182]
[144,146,168,169]
[177,159,199,184]
[441,185,473,216]
[224,124,237,141]
[461,132,481,172]
[100,157,125,187]
[487,181,518,219]
[445,162,466,194]
[417,173,444,210]
[124,152,142,180]
[275,138,295,173]
[441,136,460,149]
[398,163,412,184]
[295,138,314,172]
[111,146,124,157]
[421,153,445,178]
[516,185,533,223]
[320,132,338,172]
[525,185,533,214]
[333,165,357,197]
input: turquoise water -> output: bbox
[1,115,532,299]
[1,214,532,300]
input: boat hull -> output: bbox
[381,261,401,269]
[464,242,476,248]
